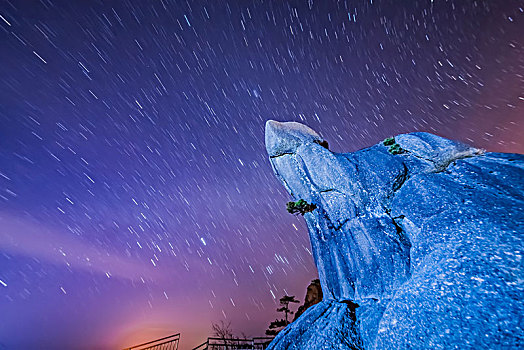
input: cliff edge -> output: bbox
[265,120,523,349]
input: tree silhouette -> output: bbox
[265,318,288,336]
[265,295,300,336]
[211,320,233,349]
[278,295,300,323]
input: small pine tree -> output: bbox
[286,199,317,215]
[383,137,405,155]
[265,295,300,336]
[278,295,300,323]
[383,137,396,146]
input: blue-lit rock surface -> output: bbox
[265,120,523,349]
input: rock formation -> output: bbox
[293,279,323,321]
[265,120,523,349]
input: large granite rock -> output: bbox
[265,120,523,349]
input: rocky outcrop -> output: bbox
[293,279,323,321]
[265,120,523,349]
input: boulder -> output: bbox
[265,120,523,349]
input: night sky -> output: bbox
[0,0,522,349]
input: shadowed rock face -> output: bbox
[265,120,524,349]
[293,279,323,321]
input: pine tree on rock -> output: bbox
[265,295,300,336]
[278,295,300,323]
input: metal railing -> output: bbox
[192,337,274,350]
[123,333,180,350]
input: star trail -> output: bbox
[0,0,522,349]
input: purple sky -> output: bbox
[0,1,522,349]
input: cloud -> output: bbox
[0,212,164,282]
